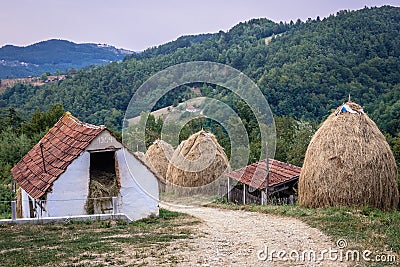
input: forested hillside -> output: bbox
[0,39,133,79]
[1,6,399,133]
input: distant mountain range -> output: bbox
[0,39,133,79]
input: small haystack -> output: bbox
[299,101,399,210]
[165,130,229,195]
[145,140,174,179]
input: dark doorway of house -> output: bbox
[86,151,119,214]
[90,151,116,174]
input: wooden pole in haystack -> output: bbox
[265,142,270,205]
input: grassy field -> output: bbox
[0,209,200,267]
[207,202,400,263]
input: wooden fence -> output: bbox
[227,187,297,206]
[228,187,262,204]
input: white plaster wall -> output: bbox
[20,188,31,218]
[44,152,90,217]
[116,148,159,221]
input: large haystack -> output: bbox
[299,101,399,210]
[145,140,174,179]
[165,130,229,195]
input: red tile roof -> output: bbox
[11,112,105,199]
[186,105,197,111]
[225,159,301,189]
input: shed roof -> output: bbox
[11,112,105,199]
[225,159,301,189]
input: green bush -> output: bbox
[0,184,11,219]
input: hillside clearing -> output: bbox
[127,97,206,125]
[0,76,66,94]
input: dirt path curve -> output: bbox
[161,203,346,266]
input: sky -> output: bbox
[1,0,399,51]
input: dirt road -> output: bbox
[160,203,346,266]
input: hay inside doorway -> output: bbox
[86,151,120,214]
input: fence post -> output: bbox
[11,201,17,221]
[227,178,230,202]
[289,195,294,205]
[243,184,246,205]
[112,197,117,215]
[261,191,265,205]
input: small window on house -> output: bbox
[85,151,119,214]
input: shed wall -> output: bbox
[20,188,31,218]
[116,149,159,221]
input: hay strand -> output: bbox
[134,151,148,163]
[85,170,119,214]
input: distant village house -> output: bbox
[185,105,197,113]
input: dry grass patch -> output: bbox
[0,209,200,267]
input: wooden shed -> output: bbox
[223,159,301,205]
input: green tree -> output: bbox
[40,72,49,82]
[286,121,317,167]
[21,104,64,139]
[0,108,22,133]
[274,116,296,162]
[0,127,31,167]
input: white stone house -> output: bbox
[12,112,159,221]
